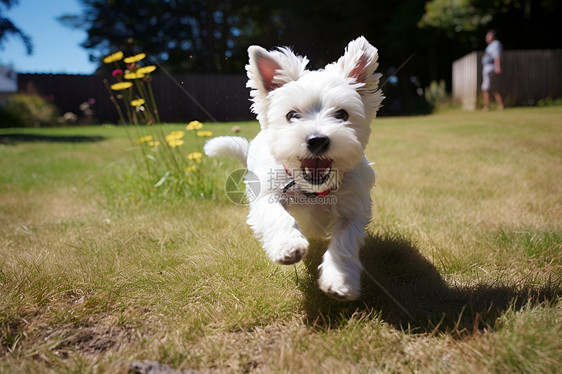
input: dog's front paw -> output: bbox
[268,237,309,265]
[318,268,361,301]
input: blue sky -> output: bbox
[0,0,97,74]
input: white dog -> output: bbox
[205,36,383,300]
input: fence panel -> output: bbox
[452,52,479,110]
[17,73,253,124]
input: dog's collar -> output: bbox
[282,165,332,197]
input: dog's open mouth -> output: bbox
[301,158,333,185]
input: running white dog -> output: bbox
[205,36,383,300]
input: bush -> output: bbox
[1,94,59,127]
[424,79,449,108]
[537,97,562,107]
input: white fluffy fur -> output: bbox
[204,136,249,165]
[204,36,383,300]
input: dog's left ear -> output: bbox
[333,36,383,103]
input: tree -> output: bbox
[59,0,259,74]
[418,0,493,35]
[0,0,32,54]
[59,0,403,74]
[418,0,562,50]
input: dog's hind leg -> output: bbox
[317,217,368,301]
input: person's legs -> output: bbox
[483,90,490,112]
[493,91,504,110]
[481,64,493,111]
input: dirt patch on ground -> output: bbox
[39,319,136,356]
[1,315,138,365]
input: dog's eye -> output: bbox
[286,110,301,122]
[334,109,349,121]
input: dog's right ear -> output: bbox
[246,45,308,96]
[248,47,283,93]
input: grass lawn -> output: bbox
[0,107,561,373]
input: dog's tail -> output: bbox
[204,136,249,166]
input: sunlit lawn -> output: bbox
[0,107,560,373]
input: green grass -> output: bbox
[0,107,561,373]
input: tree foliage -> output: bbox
[419,0,562,49]
[60,0,416,74]
[418,0,493,34]
[0,0,32,54]
[59,0,259,73]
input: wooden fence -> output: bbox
[17,73,253,123]
[452,49,562,110]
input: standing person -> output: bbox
[482,30,504,111]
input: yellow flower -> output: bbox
[186,120,203,130]
[167,139,184,147]
[103,51,124,64]
[196,131,213,137]
[138,135,153,143]
[166,131,185,147]
[187,151,202,160]
[185,165,197,173]
[148,141,160,147]
[110,82,133,90]
[131,98,146,106]
[187,152,203,163]
[124,53,146,63]
[124,71,145,80]
[137,65,157,74]
[166,131,185,141]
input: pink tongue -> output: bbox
[301,158,332,179]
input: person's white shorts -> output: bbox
[481,64,495,91]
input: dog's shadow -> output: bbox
[299,234,560,334]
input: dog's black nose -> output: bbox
[306,134,330,155]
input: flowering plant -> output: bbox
[102,50,160,125]
[101,52,224,201]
